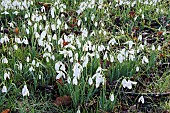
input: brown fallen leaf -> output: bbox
[1,109,10,113]
[56,78,63,85]
[14,27,19,35]
[129,11,135,18]
[54,95,72,106]
[63,40,69,46]
[157,31,163,36]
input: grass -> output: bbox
[0,0,170,112]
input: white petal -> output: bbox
[2,86,7,93]
[110,93,114,102]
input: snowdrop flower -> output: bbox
[29,66,34,72]
[76,39,81,48]
[138,96,144,104]
[108,38,117,45]
[4,72,10,80]
[110,55,114,62]
[1,11,9,15]
[15,37,22,44]
[157,45,161,51]
[26,57,30,62]
[2,86,7,93]
[73,63,83,79]
[98,45,105,52]
[57,19,62,28]
[67,76,71,84]
[81,28,88,39]
[78,19,81,26]
[129,55,135,61]
[2,57,8,64]
[13,11,19,15]
[142,56,149,64]
[138,35,142,41]
[23,38,29,45]
[0,35,9,43]
[117,53,124,63]
[14,45,18,50]
[51,24,56,31]
[36,62,39,67]
[110,93,114,102]
[32,60,36,66]
[95,73,104,88]
[52,34,57,40]
[22,85,29,96]
[51,7,55,18]
[55,61,62,71]
[82,55,89,67]
[152,45,155,50]
[103,52,108,60]
[40,31,47,40]
[136,66,139,72]
[142,14,144,19]
[56,71,65,80]
[122,79,137,89]
[73,77,78,85]
[88,77,93,85]
[64,23,68,29]
[91,14,95,21]
[124,41,134,49]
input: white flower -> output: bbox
[26,57,30,62]
[64,23,68,29]
[4,72,10,80]
[142,56,149,64]
[51,7,55,18]
[82,55,89,67]
[1,35,9,43]
[67,76,71,84]
[73,77,78,85]
[2,86,7,93]
[103,52,108,60]
[138,35,142,41]
[108,38,117,45]
[29,66,34,72]
[142,14,144,19]
[78,20,81,26]
[95,74,104,88]
[1,11,9,15]
[23,38,29,44]
[157,45,161,51]
[88,77,93,85]
[110,93,114,102]
[136,66,139,72]
[124,41,134,49]
[51,24,56,31]
[22,85,29,96]
[13,11,19,15]
[39,75,41,79]
[110,55,114,62]
[32,60,36,66]
[138,96,144,104]
[117,53,124,63]
[73,63,83,79]
[152,45,155,50]
[122,79,137,89]
[56,71,65,80]
[76,107,81,113]
[57,19,61,28]
[14,45,18,50]
[2,57,8,64]
[15,37,22,44]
